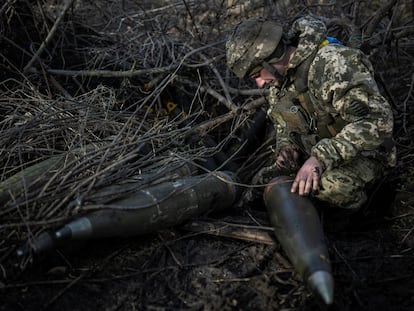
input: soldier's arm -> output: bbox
[308,46,394,170]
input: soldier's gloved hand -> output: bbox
[275,147,300,171]
[291,156,324,196]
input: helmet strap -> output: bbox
[262,61,288,88]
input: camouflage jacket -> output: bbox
[267,15,396,170]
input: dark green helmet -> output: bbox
[226,18,284,78]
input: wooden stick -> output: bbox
[181,220,276,245]
[365,0,397,37]
[23,0,75,72]
[191,96,267,137]
[45,65,177,78]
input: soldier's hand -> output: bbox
[275,147,299,171]
[291,156,324,196]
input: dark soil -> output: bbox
[1,185,413,311]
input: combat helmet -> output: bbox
[226,18,285,78]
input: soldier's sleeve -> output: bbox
[308,45,394,170]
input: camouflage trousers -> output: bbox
[314,156,385,210]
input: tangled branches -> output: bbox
[0,0,413,283]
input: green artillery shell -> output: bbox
[20,171,238,255]
[263,176,334,305]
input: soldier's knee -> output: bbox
[316,190,367,210]
[315,173,367,210]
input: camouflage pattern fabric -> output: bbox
[266,16,396,210]
[314,156,385,209]
[287,15,327,69]
[226,18,283,78]
[308,44,396,169]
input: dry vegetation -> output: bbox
[0,1,413,310]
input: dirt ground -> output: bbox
[1,183,413,311]
[0,1,413,311]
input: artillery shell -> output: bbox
[18,171,238,256]
[263,175,334,305]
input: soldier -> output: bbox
[226,15,396,218]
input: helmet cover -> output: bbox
[226,18,284,78]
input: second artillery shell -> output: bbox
[263,175,334,305]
